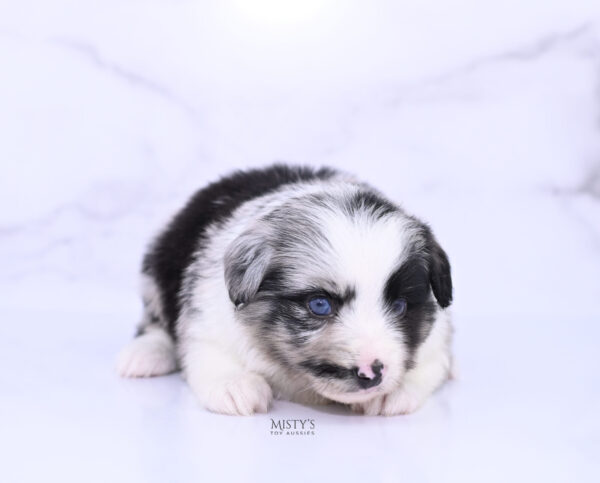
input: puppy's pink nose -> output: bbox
[353,359,384,389]
[357,363,375,379]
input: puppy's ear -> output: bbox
[224,225,272,306]
[422,226,453,308]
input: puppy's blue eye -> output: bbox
[308,297,333,316]
[392,298,407,316]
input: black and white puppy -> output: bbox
[117,165,453,416]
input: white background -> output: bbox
[1,1,599,482]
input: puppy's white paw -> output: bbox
[200,373,273,416]
[351,387,426,416]
[379,388,426,415]
[116,328,177,378]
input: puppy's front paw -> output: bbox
[199,373,273,416]
[116,330,177,378]
[351,387,426,416]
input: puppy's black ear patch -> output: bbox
[422,226,453,308]
[224,226,272,306]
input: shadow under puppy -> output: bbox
[118,165,454,416]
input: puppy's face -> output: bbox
[225,190,452,404]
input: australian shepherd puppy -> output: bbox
[117,165,453,416]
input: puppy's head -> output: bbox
[224,187,452,404]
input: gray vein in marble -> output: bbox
[558,198,600,252]
[466,23,592,62]
[47,36,203,121]
[548,162,600,250]
[422,23,595,86]
[0,28,203,121]
[577,164,600,199]
[381,22,596,108]
[0,201,127,234]
[550,162,600,200]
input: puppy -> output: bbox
[117,165,453,416]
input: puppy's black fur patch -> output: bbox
[300,359,353,380]
[384,256,438,351]
[343,190,398,219]
[382,221,452,352]
[422,226,453,308]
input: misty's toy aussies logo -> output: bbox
[270,418,316,436]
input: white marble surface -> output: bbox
[1,1,599,482]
